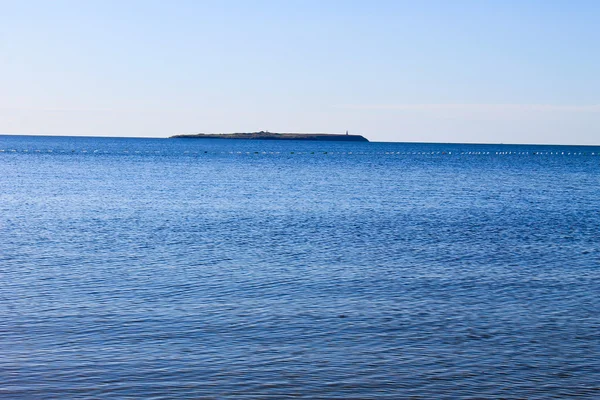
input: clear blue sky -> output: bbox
[1,0,599,143]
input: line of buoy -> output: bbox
[1,149,599,156]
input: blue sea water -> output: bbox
[1,135,599,399]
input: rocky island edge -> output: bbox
[170,131,369,142]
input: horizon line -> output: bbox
[1,133,599,147]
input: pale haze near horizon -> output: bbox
[1,0,599,144]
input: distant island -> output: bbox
[170,131,369,142]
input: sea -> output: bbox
[1,135,599,399]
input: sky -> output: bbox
[1,0,599,144]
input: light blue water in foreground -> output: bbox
[1,135,599,399]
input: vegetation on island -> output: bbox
[171,131,369,142]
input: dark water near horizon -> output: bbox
[1,135,599,399]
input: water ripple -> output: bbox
[1,136,599,398]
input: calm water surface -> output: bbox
[1,135,599,399]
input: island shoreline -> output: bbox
[170,131,369,142]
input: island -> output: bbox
[170,131,369,142]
